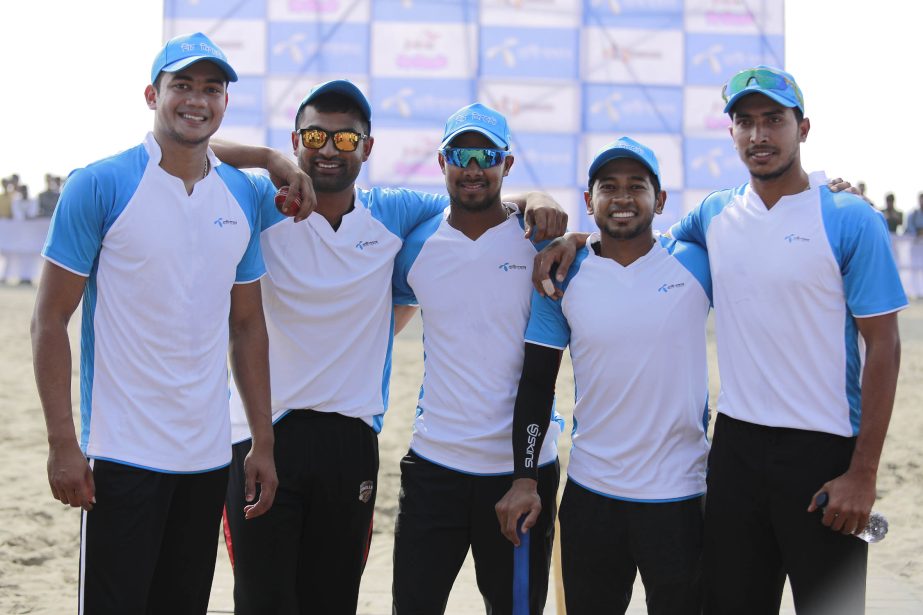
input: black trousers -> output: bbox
[559,479,704,615]
[225,410,378,615]
[81,459,228,615]
[703,413,868,615]
[392,451,560,615]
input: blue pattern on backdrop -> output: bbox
[165,1,785,224]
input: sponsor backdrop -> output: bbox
[164,0,784,230]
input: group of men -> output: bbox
[31,31,905,615]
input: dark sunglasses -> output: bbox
[440,147,509,169]
[297,127,368,152]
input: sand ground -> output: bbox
[2,284,922,614]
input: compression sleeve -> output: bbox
[512,342,563,479]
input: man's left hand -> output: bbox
[243,444,278,520]
[808,469,877,536]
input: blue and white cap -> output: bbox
[587,137,661,188]
[440,103,511,150]
[296,79,372,129]
[150,32,238,84]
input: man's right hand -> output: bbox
[48,440,95,511]
[495,478,542,546]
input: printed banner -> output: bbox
[164,0,784,231]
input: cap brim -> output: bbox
[588,150,659,186]
[161,56,238,82]
[723,88,801,114]
[440,126,508,150]
[300,80,371,122]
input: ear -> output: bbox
[799,117,810,143]
[655,190,667,215]
[144,84,158,110]
[584,190,593,216]
[361,135,374,162]
[438,152,447,175]
[290,131,299,155]
[502,154,514,177]
[224,92,229,110]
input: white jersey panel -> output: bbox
[43,134,264,472]
[397,213,560,474]
[229,187,448,442]
[528,235,711,500]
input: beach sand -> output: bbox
[2,284,922,614]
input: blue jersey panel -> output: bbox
[661,235,713,304]
[43,144,148,275]
[363,187,449,240]
[670,186,742,248]
[216,166,268,283]
[819,188,908,317]
[524,247,589,349]
[392,213,442,305]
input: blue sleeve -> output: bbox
[821,189,908,316]
[252,173,288,233]
[392,213,442,305]
[43,146,147,275]
[523,246,587,348]
[669,186,741,248]
[364,187,450,240]
[218,166,268,283]
[662,235,713,304]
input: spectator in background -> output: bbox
[38,174,61,218]
[882,192,903,234]
[0,179,13,218]
[904,193,923,238]
[857,181,874,207]
[11,183,35,220]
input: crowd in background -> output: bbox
[0,173,63,285]
[0,173,62,220]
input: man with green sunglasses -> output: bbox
[670,65,906,614]
[390,103,563,614]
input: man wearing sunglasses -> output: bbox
[211,86,566,614]
[390,103,563,614]
[31,33,282,614]
[669,66,906,614]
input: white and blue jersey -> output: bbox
[393,210,562,475]
[671,171,908,437]
[527,233,712,501]
[42,133,267,473]
[229,186,449,442]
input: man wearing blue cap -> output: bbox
[31,32,283,614]
[669,66,906,614]
[495,137,711,615]
[390,103,564,614]
[211,89,566,613]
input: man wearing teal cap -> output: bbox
[389,103,564,614]
[31,32,291,613]
[496,136,712,615]
[671,65,906,614]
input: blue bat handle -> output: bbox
[513,515,530,615]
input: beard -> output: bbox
[308,159,360,194]
[748,147,798,182]
[600,210,655,241]
[448,182,501,213]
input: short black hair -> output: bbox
[295,92,371,134]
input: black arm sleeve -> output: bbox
[512,342,563,479]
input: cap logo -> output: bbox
[452,111,497,126]
[180,41,224,59]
